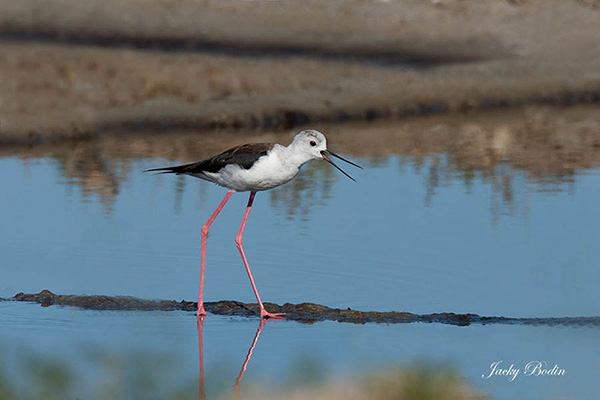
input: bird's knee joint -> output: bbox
[201,227,209,236]
[235,237,243,247]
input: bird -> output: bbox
[147,129,362,319]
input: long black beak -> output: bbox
[321,150,363,182]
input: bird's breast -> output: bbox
[208,154,300,192]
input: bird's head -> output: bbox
[292,129,362,181]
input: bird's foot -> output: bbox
[260,309,285,320]
[196,306,207,318]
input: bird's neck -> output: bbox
[283,142,314,168]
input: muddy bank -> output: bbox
[8,290,600,327]
[1,0,600,143]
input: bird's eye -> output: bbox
[310,141,317,147]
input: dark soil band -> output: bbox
[7,290,600,327]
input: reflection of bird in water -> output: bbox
[148,130,361,319]
[233,318,266,398]
[196,315,267,400]
[197,317,206,400]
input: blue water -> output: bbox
[2,156,599,317]
[1,144,600,399]
[1,304,598,399]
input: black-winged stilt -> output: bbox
[147,129,362,319]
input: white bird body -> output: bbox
[198,143,300,192]
[149,130,358,192]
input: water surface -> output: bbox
[2,108,600,399]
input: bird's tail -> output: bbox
[144,165,187,175]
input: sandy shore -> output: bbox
[1,0,600,144]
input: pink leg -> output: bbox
[197,189,234,317]
[235,192,285,320]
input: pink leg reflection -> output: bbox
[233,318,267,398]
[197,316,206,400]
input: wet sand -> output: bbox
[1,0,600,143]
[8,290,600,327]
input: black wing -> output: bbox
[146,143,275,175]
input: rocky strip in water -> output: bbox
[8,290,600,327]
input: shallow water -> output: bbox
[2,110,600,398]
[2,153,599,317]
[1,304,599,399]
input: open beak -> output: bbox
[320,150,363,182]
